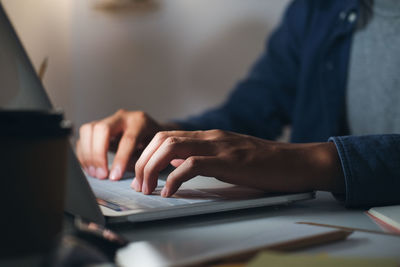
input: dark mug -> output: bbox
[0,110,71,258]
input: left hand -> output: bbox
[132,130,345,197]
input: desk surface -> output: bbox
[111,192,400,266]
[3,192,399,267]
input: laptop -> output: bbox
[0,3,314,225]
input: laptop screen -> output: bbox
[0,4,51,110]
[0,3,106,225]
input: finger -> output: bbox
[170,159,185,167]
[91,118,123,179]
[141,137,214,194]
[79,123,96,176]
[161,156,219,197]
[110,130,139,181]
[134,131,205,190]
[134,132,168,189]
[76,139,88,173]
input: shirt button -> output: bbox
[339,11,347,20]
[348,12,357,23]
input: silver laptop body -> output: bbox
[0,3,314,225]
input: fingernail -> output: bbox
[96,168,107,179]
[88,166,96,177]
[161,187,169,197]
[109,167,121,181]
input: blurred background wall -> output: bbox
[3,0,290,139]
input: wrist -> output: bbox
[307,142,345,193]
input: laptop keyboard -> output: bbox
[86,176,218,212]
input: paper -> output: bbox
[116,222,342,267]
[368,205,400,233]
[247,252,398,267]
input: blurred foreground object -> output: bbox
[0,110,71,258]
[91,0,160,13]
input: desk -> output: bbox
[3,192,399,267]
[111,192,400,266]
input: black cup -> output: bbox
[0,110,71,258]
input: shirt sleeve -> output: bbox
[175,0,306,140]
[329,135,400,208]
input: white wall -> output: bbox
[3,0,289,138]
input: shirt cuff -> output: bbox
[328,136,353,207]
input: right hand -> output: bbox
[76,109,167,180]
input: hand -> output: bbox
[76,109,178,180]
[133,130,345,197]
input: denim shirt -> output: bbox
[177,0,400,208]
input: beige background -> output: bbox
[3,0,289,138]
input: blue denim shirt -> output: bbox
[177,0,400,208]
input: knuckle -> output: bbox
[155,131,168,141]
[123,132,136,143]
[186,156,200,170]
[165,136,180,147]
[93,122,110,134]
[116,108,127,116]
[125,111,146,126]
[79,123,93,136]
[209,129,224,137]
[135,160,143,173]
[143,164,153,180]
[134,110,147,119]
